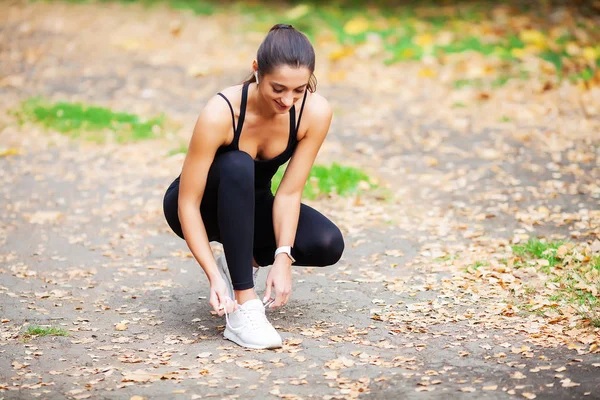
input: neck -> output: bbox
[250,83,279,120]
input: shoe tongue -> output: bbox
[241,299,264,310]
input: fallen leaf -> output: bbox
[344,17,369,35]
[115,323,128,331]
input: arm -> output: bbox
[178,96,231,313]
[264,94,333,307]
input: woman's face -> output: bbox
[258,65,311,114]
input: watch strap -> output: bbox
[274,246,296,263]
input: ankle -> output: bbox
[235,288,258,305]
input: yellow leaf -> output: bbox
[0,148,20,157]
[343,17,369,35]
[328,46,354,61]
[519,29,547,49]
[285,4,311,20]
[419,68,437,78]
[583,47,598,62]
[511,48,526,59]
[414,33,434,47]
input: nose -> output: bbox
[281,94,293,107]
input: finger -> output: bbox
[263,279,273,304]
[224,296,236,313]
[210,292,220,313]
[271,289,284,308]
[282,291,290,306]
[215,292,229,316]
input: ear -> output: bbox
[252,60,258,72]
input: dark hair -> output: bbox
[245,24,317,92]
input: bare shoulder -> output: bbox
[193,88,242,139]
[304,91,332,120]
[297,91,332,140]
[218,83,244,101]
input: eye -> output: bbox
[273,88,283,93]
[295,88,305,94]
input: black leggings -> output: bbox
[163,151,345,290]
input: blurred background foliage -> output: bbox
[43,0,600,89]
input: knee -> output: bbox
[317,226,345,266]
[216,151,254,187]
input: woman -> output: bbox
[163,24,344,350]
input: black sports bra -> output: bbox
[215,81,308,190]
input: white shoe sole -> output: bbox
[224,328,282,350]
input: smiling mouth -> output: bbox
[275,101,288,109]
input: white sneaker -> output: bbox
[216,255,234,300]
[223,299,282,349]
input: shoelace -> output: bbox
[223,298,274,330]
[221,297,236,328]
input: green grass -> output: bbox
[453,79,484,89]
[23,326,69,338]
[271,162,374,199]
[520,302,548,317]
[15,98,165,143]
[168,142,188,156]
[435,254,458,263]
[40,0,217,14]
[464,260,488,273]
[512,238,600,327]
[512,238,563,272]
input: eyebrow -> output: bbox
[271,82,307,89]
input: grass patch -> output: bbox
[512,237,563,272]
[15,98,165,143]
[464,260,488,273]
[41,0,217,14]
[435,254,458,263]
[271,162,374,200]
[23,325,69,339]
[512,239,600,327]
[167,142,188,156]
[520,302,547,317]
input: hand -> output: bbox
[263,256,292,308]
[209,276,236,316]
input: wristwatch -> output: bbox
[274,246,296,263]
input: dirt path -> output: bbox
[1,1,599,399]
